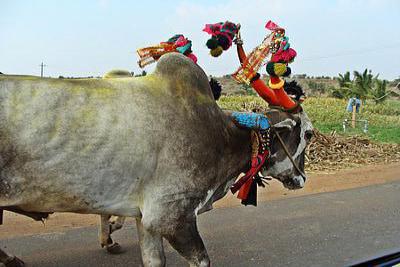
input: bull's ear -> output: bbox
[273,118,297,130]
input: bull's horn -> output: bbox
[235,42,279,106]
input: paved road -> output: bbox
[1,181,400,267]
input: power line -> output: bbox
[301,43,400,62]
[39,62,47,77]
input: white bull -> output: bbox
[0,53,312,267]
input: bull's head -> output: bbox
[261,108,313,189]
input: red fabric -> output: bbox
[250,79,279,105]
[203,23,223,36]
[251,156,259,168]
[237,178,253,200]
[186,53,198,64]
[271,48,297,63]
[269,76,281,84]
[265,20,282,31]
[231,150,269,195]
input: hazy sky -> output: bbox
[1,0,399,79]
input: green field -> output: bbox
[218,96,400,144]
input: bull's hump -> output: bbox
[154,53,213,99]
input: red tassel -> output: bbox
[241,179,258,206]
[237,178,253,200]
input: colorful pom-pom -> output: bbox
[284,67,291,77]
[266,62,275,76]
[203,21,238,58]
[206,37,219,49]
[210,46,223,57]
[217,35,231,50]
[274,63,287,76]
[266,62,290,77]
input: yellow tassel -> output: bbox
[268,78,285,89]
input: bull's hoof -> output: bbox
[4,256,25,267]
[106,243,124,254]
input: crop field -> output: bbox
[218,96,400,144]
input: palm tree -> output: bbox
[338,71,351,88]
[352,69,374,100]
[332,71,352,98]
[371,79,390,104]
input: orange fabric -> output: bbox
[237,178,253,200]
[274,87,297,109]
[250,79,279,105]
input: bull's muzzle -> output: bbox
[283,175,306,190]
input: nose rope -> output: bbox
[272,127,307,180]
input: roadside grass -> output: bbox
[217,96,400,144]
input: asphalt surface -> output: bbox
[1,181,400,267]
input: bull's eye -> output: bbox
[305,130,314,141]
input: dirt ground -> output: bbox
[1,162,399,239]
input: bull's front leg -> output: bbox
[140,194,209,266]
[99,215,124,254]
[109,215,126,233]
[136,217,166,267]
[0,249,24,267]
[164,218,210,267]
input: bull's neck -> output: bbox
[219,114,252,183]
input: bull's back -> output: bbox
[0,75,174,213]
[0,55,224,215]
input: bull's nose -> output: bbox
[294,176,305,188]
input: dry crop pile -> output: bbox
[306,130,400,171]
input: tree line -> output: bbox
[331,69,395,103]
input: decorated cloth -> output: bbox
[231,112,270,130]
[164,34,197,63]
[137,34,197,68]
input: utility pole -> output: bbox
[39,62,47,78]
